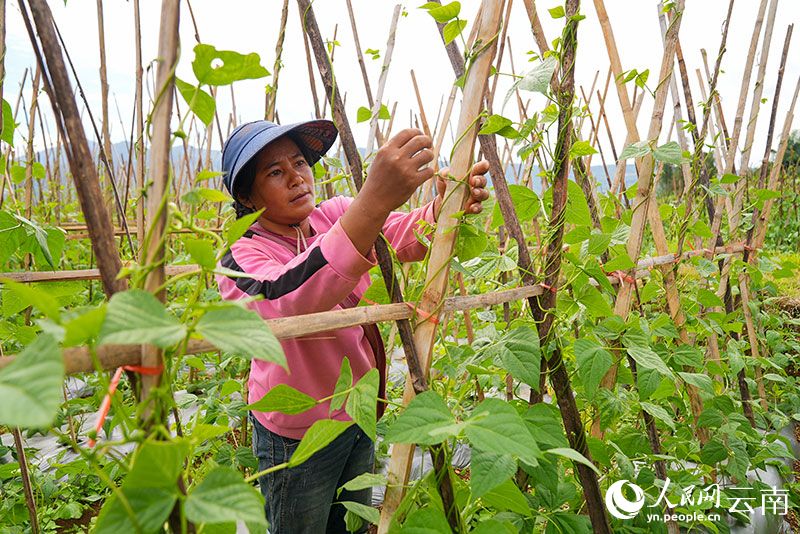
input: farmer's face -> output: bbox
[243,136,316,226]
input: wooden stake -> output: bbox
[96,0,112,199]
[379,3,503,530]
[265,0,289,121]
[25,0,126,297]
[364,5,401,156]
[140,0,179,415]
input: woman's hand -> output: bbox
[341,129,434,256]
[434,160,491,219]
[361,129,435,215]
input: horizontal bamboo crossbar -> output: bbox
[0,244,748,375]
[0,284,548,374]
[65,228,218,240]
[0,265,200,283]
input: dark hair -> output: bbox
[232,156,258,219]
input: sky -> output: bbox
[3,0,800,172]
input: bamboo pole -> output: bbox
[265,0,289,121]
[379,3,503,530]
[592,0,687,417]
[23,66,40,220]
[96,0,112,199]
[364,5,401,157]
[140,0,179,412]
[298,0,321,120]
[25,0,126,297]
[134,0,145,257]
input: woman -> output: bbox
[216,119,489,533]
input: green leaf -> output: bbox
[226,211,261,249]
[549,6,566,18]
[126,440,189,489]
[192,44,270,86]
[346,368,379,441]
[565,180,592,226]
[339,501,380,525]
[331,357,353,412]
[357,106,372,123]
[63,306,107,347]
[184,466,267,527]
[574,338,613,398]
[428,1,461,22]
[490,326,542,390]
[0,334,64,428]
[11,164,25,184]
[247,384,317,414]
[470,449,516,499]
[700,437,728,465]
[184,238,217,269]
[0,212,25,266]
[1,99,15,146]
[385,391,458,445]
[755,188,781,201]
[508,184,540,221]
[691,219,713,239]
[696,408,724,428]
[466,398,541,464]
[678,372,714,394]
[2,278,62,321]
[503,57,557,111]
[338,473,388,496]
[640,402,676,431]
[401,507,451,533]
[289,419,353,467]
[569,140,597,159]
[652,141,682,164]
[544,447,601,475]
[443,18,467,44]
[195,305,286,366]
[720,173,740,184]
[175,78,216,126]
[378,104,391,120]
[482,478,531,515]
[671,343,703,367]
[627,346,673,377]
[587,229,612,255]
[697,288,723,308]
[32,161,45,179]
[99,290,186,348]
[479,114,513,136]
[454,222,488,262]
[618,141,651,160]
[219,379,241,398]
[196,170,226,182]
[603,252,635,272]
[199,188,229,202]
[575,284,613,318]
[94,488,176,534]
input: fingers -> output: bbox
[410,147,434,169]
[385,128,426,149]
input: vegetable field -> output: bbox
[1,0,800,533]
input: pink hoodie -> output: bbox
[216,196,435,439]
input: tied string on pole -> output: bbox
[88,364,164,446]
[359,296,440,325]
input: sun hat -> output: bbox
[221,119,338,194]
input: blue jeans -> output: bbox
[251,415,375,534]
